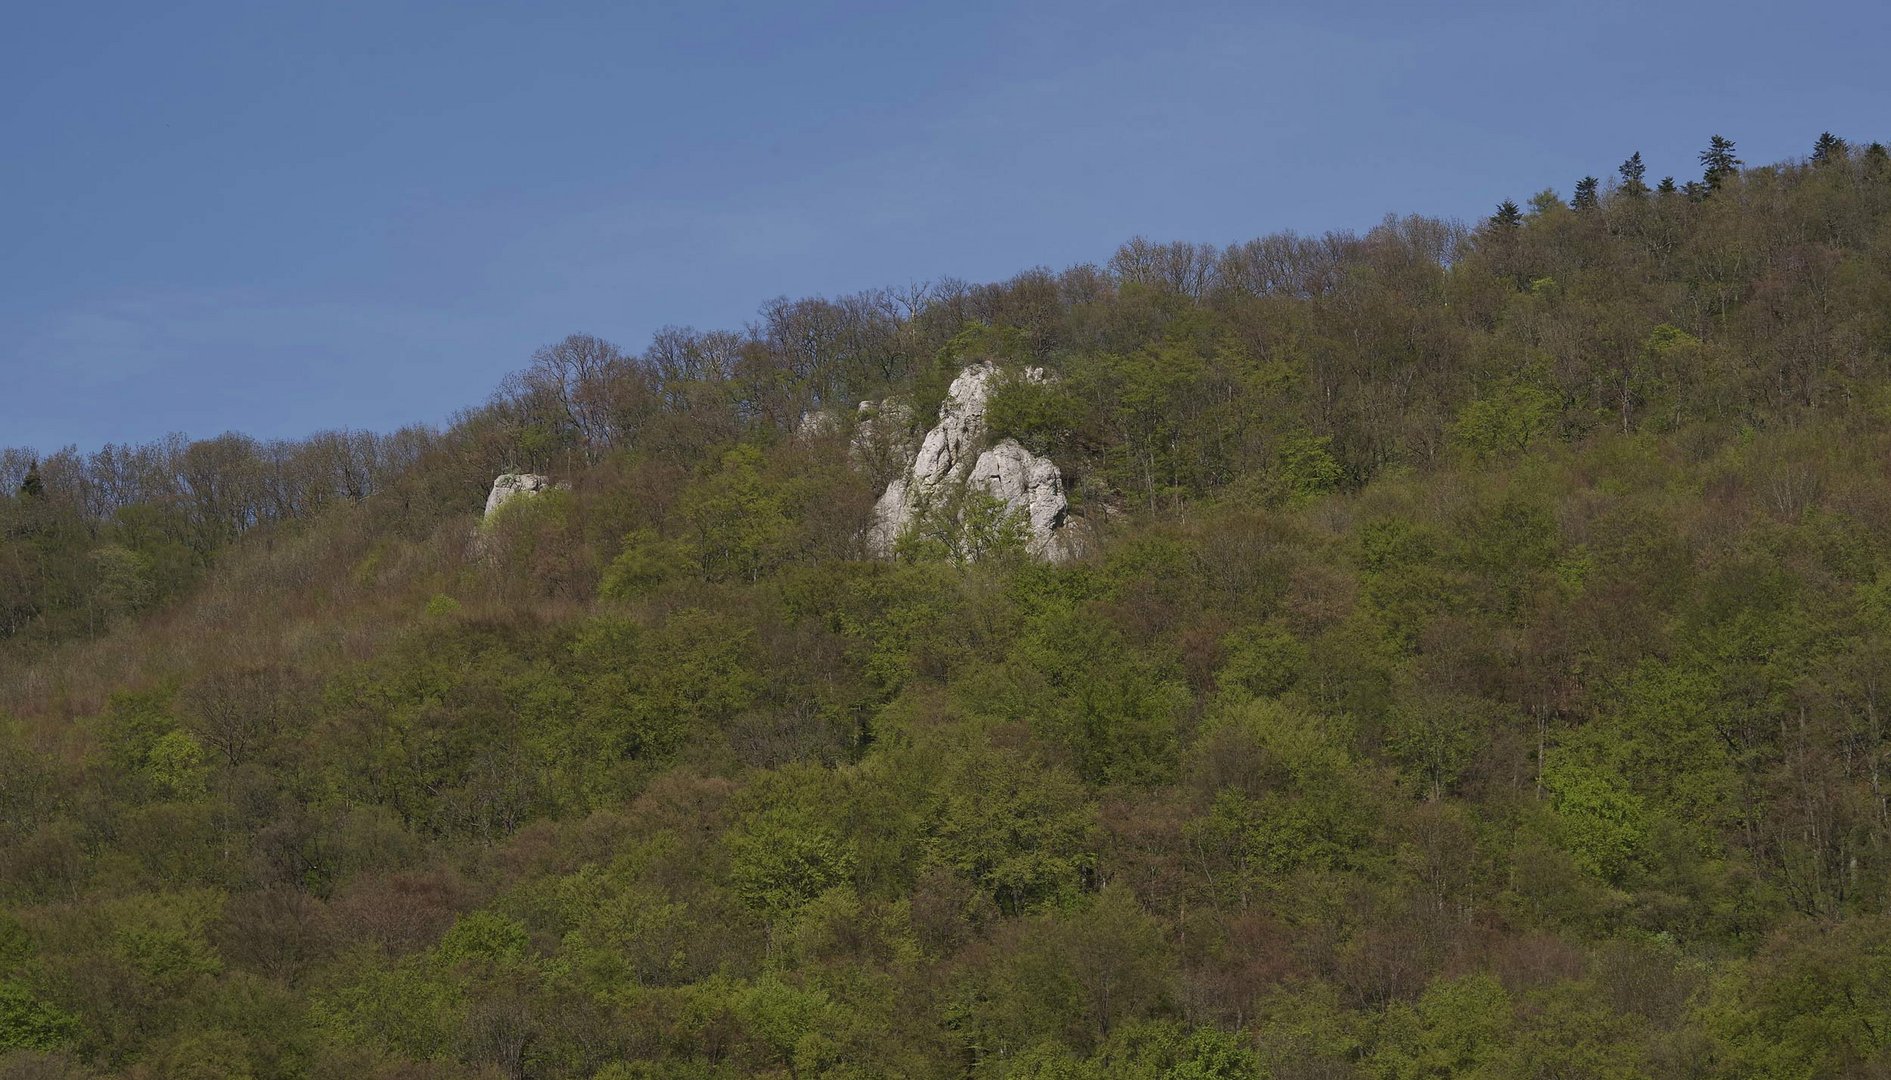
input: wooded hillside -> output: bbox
[4,133,1891,1079]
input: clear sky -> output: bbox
[4,0,1887,453]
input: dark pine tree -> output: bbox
[20,466,44,499]
[1812,131,1850,165]
[1571,176,1601,210]
[1700,134,1742,191]
[1657,176,1678,195]
[1490,200,1523,230]
[1618,152,1649,196]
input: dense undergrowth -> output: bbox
[4,135,1891,1078]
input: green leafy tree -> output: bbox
[679,444,793,583]
[1369,973,1511,1079]
[1086,1020,1263,1079]
[1448,378,1560,459]
[727,805,858,920]
[598,528,689,600]
[0,980,79,1051]
[1272,432,1345,504]
[1216,622,1307,699]
[1702,918,1891,1078]
[736,975,839,1077]
[1543,760,1646,883]
[958,888,1175,1058]
[144,729,209,800]
[925,746,1098,914]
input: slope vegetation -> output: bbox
[3,135,1891,1078]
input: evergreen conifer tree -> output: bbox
[1618,152,1648,196]
[1490,200,1523,229]
[1812,131,1849,165]
[1571,176,1600,210]
[1700,134,1741,190]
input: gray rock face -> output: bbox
[484,473,552,518]
[867,362,1077,561]
[971,439,1068,559]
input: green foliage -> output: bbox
[8,132,1891,1076]
[1216,621,1306,698]
[1544,759,1648,883]
[679,445,793,583]
[1368,973,1510,1079]
[598,528,688,599]
[1272,431,1345,503]
[955,888,1174,1059]
[735,975,836,1075]
[1187,699,1381,900]
[143,730,209,800]
[727,805,858,918]
[1702,919,1891,1078]
[436,911,530,970]
[987,373,1084,458]
[100,686,182,779]
[1086,1020,1262,1079]
[0,980,78,1051]
[109,890,226,989]
[925,746,1098,913]
[897,485,1032,566]
[1449,377,1560,460]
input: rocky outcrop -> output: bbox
[484,473,553,519]
[970,439,1068,559]
[867,362,1080,562]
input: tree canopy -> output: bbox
[3,132,1891,1078]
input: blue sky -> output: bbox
[4,0,1887,453]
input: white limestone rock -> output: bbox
[868,362,1078,562]
[484,473,552,518]
[971,439,1068,558]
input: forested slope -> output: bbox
[4,134,1891,1078]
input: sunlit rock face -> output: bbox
[970,438,1068,559]
[483,473,553,518]
[867,362,1080,562]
